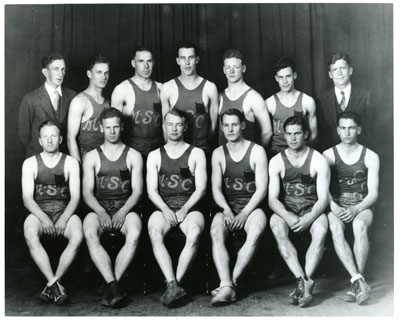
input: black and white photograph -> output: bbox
[2,1,395,317]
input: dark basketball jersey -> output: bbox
[331,146,368,197]
[281,148,318,214]
[222,142,256,203]
[173,78,209,150]
[79,92,110,153]
[34,153,70,203]
[95,145,132,201]
[158,145,195,201]
[123,79,162,143]
[218,88,256,145]
[271,93,304,153]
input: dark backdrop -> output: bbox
[4,3,393,275]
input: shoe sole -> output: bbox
[356,293,369,305]
[298,295,313,308]
[288,297,298,305]
[163,291,187,308]
[211,297,237,307]
[343,295,356,302]
[110,295,124,308]
[54,295,68,306]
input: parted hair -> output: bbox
[99,107,123,123]
[220,108,245,123]
[87,54,110,71]
[41,53,65,69]
[337,111,362,127]
[328,52,352,68]
[38,120,61,134]
[275,57,296,74]
[283,116,309,133]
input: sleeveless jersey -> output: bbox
[218,88,256,145]
[173,78,209,150]
[95,145,132,201]
[281,148,318,211]
[222,142,256,202]
[79,92,110,153]
[123,79,162,142]
[271,92,304,152]
[158,145,195,200]
[331,146,368,197]
[34,153,70,203]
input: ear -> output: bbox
[195,56,200,64]
[357,125,362,135]
[241,121,246,130]
[176,57,180,66]
[304,130,309,140]
[293,72,298,80]
[59,135,63,144]
[183,123,188,132]
[275,75,279,83]
[120,123,124,132]
[336,127,341,137]
[349,66,353,76]
[131,59,136,69]
[328,70,333,80]
[87,70,92,79]
[38,137,43,147]
[242,64,247,73]
[42,68,48,78]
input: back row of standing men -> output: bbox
[18,42,379,309]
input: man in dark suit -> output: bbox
[18,53,76,158]
[316,52,374,152]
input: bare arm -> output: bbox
[304,95,318,143]
[206,82,219,140]
[110,83,127,112]
[67,96,85,163]
[160,82,173,142]
[211,148,231,212]
[250,92,273,148]
[115,150,143,217]
[268,155,300,227]
[58,156,80,221]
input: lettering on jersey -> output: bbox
[159,174,194,192]
[283,182,316,197]
[36,184,68,197]
[132,109,162,126]
[273,119,284,134]
[339,169,368,191]
[82,118,102,132]
[224,177,256,194]
[97,175,130,192]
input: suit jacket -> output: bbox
[18,84,76,158]
[316,86,375,152]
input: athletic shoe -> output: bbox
[39,285,53,303]
[343,282,357,302]
[288,277,303,305]
[211,285,237,306]
[50,281,68,305]
[298,278,315,307]
[354,278,371,305]
[161,280,187,307]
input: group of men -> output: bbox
[18,42,379,309]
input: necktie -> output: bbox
[339,90,346,111]
[53,90,60,111]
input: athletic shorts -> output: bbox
[98,199,127,216]
[126,136,164,159]
[80,146,94,161]
[37,200,67,223]
[158,195,203,214]
[333,192,365,208]
[227,196,252,215]
[284,196,316,217]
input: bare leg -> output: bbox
[176,211,205,283]
[55,215,83,280]
[83,213,115,283]
[328,212,360,277]
[114,212,142,281]
[232,209,267,283]
[270,214,304,278]
[23,215,57,285]
[210,212,232,286]
[352,209,373,274]
[305,214,328,278]
[148,211,174,282]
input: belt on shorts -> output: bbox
[338,192,365,200]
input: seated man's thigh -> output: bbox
[244,208,267,236]
[352,208,373,233]
[63,214,83,240]
[309,214,329,238]
[23,214,43,237]
[83,212,102,236]
[120,211,142,238]
[180,210,205,235]
[269,213,290,236]
[210,212,229,240]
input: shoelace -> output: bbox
[51,283,62,297]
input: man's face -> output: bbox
[164,113,186,142]
[132,51,154,79]
[337,118,361,144]
[284,124,308,151]
[176,48,199,76]
[101,117,122,144]
[328,59,353,88]
[222,114,244,142]
[88,63,109,89]
[43,59,66,88]
[223,58,246,84]
[38,125,62,153]
[275,67,297,92]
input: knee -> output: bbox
[353,219,369,239]
[329,221,345,240]
[269,216,284,239]
[84,228,100,247]
[210,224,224,244]
[69,230,84,247]
[311,226,328,246]
[148,227,163,245]
[186,225,202,247]
[24,228,41,248]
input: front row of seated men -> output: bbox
[22,107,379,309]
